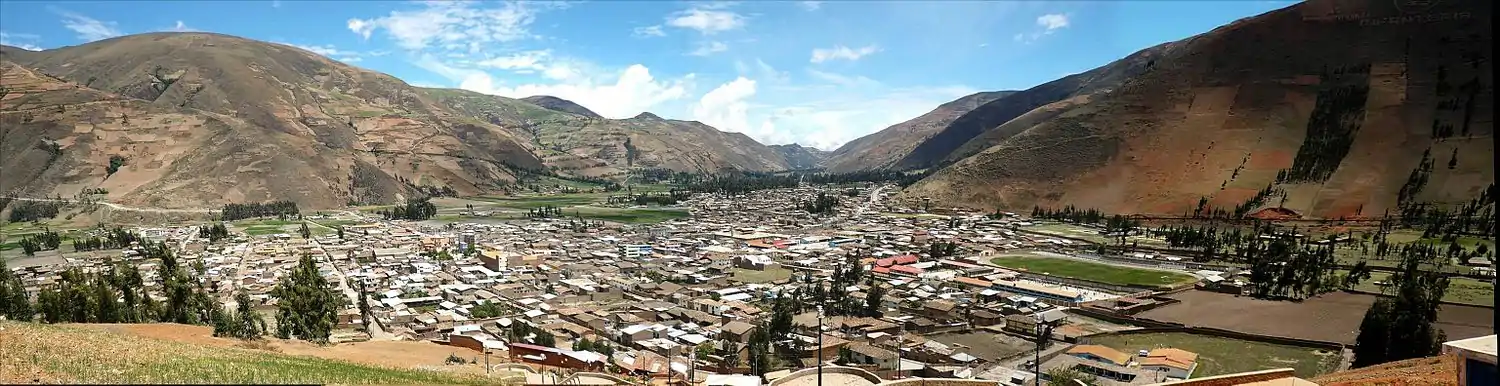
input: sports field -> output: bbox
[989,254,1198,289]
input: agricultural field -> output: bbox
[1084,332,1342,378]
[470,193,608,209]
[1344,271,1495,307]
[1024,222,1171,248]
[1138,290,1495,344]
[989,254,1198,289]
[0,322,491,384]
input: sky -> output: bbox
[0,0,1296,151]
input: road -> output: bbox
[6,197,217,214]
[854,185,889,217]
[306,229,395,340]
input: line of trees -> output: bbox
[72,226,143,252]
[380,197,438,221]
[16,229,61,256]
[1031,205,1105,224]
[220,201,300,221]
[799,192,840,215]
[8,200,61,223]
[199,223,230,243]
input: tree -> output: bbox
[746,325,772,377]
[471,300,504,318]
[271,254,342,343]
[1046,366,1100,386]
[575,337,595,352]
[1352,245,1451,367]
[357,281,373,330]
[863,284,886,317]
[0,259,34,321]
[299,222,312,239]
[696,342,716,361]
[720,340,741,369]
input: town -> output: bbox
[1,183,1494,386]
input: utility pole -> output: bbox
[817,305,824,386]
[895,322,904,379]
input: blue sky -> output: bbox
[0,0,1296,150]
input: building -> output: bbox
[1140,348,1200,379]
[508,343,607,372]
[620,244,653,258]
[1443,335,1497,386]
[736,255,778,271]
[991,279,1084,305]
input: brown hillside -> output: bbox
[904,0,1493,218]
[770,143,829,170]
[890,45,1169,171]
[824,91,1016,172]
[2,32,793,208]
[521,95,603,119]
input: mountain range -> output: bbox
[1,0,1492,216]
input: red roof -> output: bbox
[876,258,897,267]
[872,266,892,274]
[892,255,920,264]
[890,265,924,275]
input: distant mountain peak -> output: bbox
[520,95,602,118]
[632,112,662,120]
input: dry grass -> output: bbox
[0,321,498,384]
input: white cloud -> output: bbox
[0,32,43,51]
[58,11,122,42]
[799,1,823,11]
[476,50,551,71]
[809,45,880,64]
[432,53,694,120]
[805,69,877,87]
[666,8,746,35]
[167,20,198,32]
[632,25,666,38]
[1015,13,1070,44]
[347,1,553,51]
[688,41,728,57]
[1037,13,1070,30]
[692,77,794,145]
[280,42,358,58]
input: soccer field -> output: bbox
[990,255,1198,289]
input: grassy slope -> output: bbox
[990,255,1197,288]
[0,321,492,384]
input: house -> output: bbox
[1067,345,1132,367]
[736,255,778,271]
[720,321,757,343]
[843,341,899,370]
[920,300,957,321]
[1139,348,1199,379]
[508,343,606,372]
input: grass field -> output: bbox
[990,255,1197,289]
[471,193,607,209]
[1085,332,1342,378]
[732,267,793,284]
[1346,271,1495,307]
[0,321,490,384]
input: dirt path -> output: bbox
[7,197,217,214]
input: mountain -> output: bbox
[902,0,1494,218]
[0,32,789,209]
[892,46,1171,171]
[823,91,1015,172]
[521,95,603,119]
[768,144,829,170]
[424,91,790,177]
